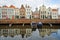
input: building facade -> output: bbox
[7,5,15,19]
[20,5,26,19]
[39,5,58,19]
[39,5,47,19]
[52,9,58,19]
[0,5,15,19]
[0,4,59,19]
[25,5,32,19]
[32,8,40,19]
[58,15,60,19]
[46,7,52,19]
[1,5,8,19]
[15,8,20,19]
[0,6,2,19]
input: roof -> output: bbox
[28,6,30,8]
[2,5,8,8]
[0,6,1,8]
[58,15,60,17]
[25,5,30,8]
[9,5,16,8]
[52,9,58,11]
[48,7,51,9]
[20,4,25,9]
[42,4,46,7]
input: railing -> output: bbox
[0,19,60,24]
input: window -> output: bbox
[28,12,30,14]
[0,13,1,15]
[15,16,19,19]
[27,9,28,11]
[41,15,42,18]
[43,15,44,19]
[41,11,42,14]
[29,9,30,11]
[48,12,49,14]
[3,29,8,33]
[45,11,46,13]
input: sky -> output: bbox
[0,0,60,14]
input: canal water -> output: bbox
[0,25,60,40]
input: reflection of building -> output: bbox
[38,29,50,37]
[20,29,26,34]
[20,28,32,38]
[25,5,32,19]
[2,29,8,37]
[26,29,32,38]
[32,8,40,19]
[52,9,58,19]
[8,29,20,37]
[8,29,15,37]
[51,29,57,33]
[0,29,32,38]
[14,29,20,35]
[0,29,20,37]
[0,29,2,36]
[38,29,58,37]
[20,5,26,19]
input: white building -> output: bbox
[39,5,58,19]
[0,7,2,19]
[25,5,32,19]
[39,5,47,19]
[52,9,58,19]
[15,8,20,19]
[7,5,16,19]
[46,7,52,19]
[7,8,15,19]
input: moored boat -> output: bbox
[37,22,43,29]
[31,22,37,28]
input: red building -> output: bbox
[20,5,26,18]
[32,8,40,19]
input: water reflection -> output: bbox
[38,29,57,37]
[0,28,60,40]
[0,29,32,38]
